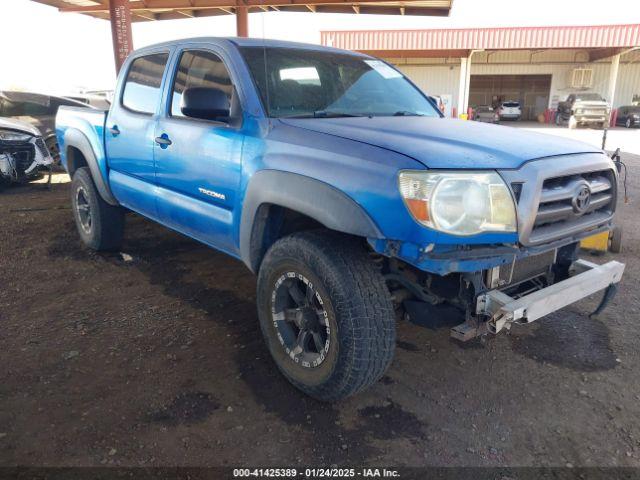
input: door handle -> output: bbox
[109,125,120,136]
[154,134,172,147]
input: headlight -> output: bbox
[398,171,517,236]
[575,109,583,114]
[0,129,32,142]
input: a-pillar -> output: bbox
[109,0,134,74]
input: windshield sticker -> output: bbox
[364,60,403,79]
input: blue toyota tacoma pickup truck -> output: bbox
[56,37,625,401]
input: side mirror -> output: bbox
[181,87,230,122]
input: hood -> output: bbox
[279,117,601,169]
[0,117,41,137]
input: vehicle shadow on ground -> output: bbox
[46,209,620,464]
[47,214,429,464]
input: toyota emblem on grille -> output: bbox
[572,184,591,214]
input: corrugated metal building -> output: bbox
[321,25,640,120]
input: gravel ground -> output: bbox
[0,148,639,469]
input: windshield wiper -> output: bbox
[392,111,425,116]
[312,110,366,118]
[281,110,365,119]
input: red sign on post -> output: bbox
[109,0,134,74]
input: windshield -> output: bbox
[240,47,440,119]
[575,93,604,101]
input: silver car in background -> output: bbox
[472,105,499,123]
[0,117,54,189]
[0,91,94,163]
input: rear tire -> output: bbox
[257,231,395,401]
[71,167,124,251]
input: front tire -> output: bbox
[257,231,395,401]
[626,118,633,129]
[71,167,124,251]
[568,115,577,129]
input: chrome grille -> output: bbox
[535,171,614,227]
[529,168,616,244]
[498,153,617,247]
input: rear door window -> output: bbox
[122,53,169,114]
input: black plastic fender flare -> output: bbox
[239,170,382,272]
[63,129,119,206]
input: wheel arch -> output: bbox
[240,170,383,273]
[63,128,119,206]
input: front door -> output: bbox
[153,48,244,256]
[105,51,169,219]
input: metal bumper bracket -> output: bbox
[476,259,625,334]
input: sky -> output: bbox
[1,0,639,93]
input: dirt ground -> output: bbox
[1,152,639,469]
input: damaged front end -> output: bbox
[383,241,624,343]
[0,118,53,188]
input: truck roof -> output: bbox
[132,36,370,57]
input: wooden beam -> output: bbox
[236,4,248,37]
[108,0,134,74]
[176,9,195,16]
[352,5,359,13]
[59,0,451,12]
[134,10,158,19]
[306,4,316,11]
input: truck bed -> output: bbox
[55,106,108,174]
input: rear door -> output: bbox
[153,47,244,256]
[105,51,170,219]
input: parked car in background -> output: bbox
[615,105,640,128]
[472,105,499,123]
[497,101,521,121]
[56,37,625,401]
[0,91,93,163]
[556,92,609,129]
[0,117,53,190]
